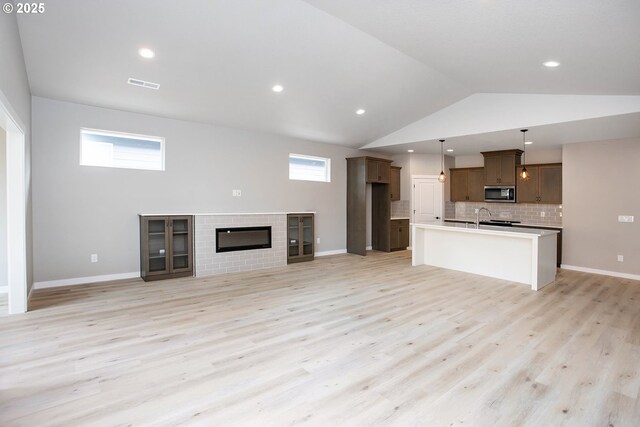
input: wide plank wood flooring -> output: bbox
[1,251,640,426]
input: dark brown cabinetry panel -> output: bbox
[450,167,485,202]
[140,215,193,281]
[390,219,410,251]
[517,163,562,204]
[482,150,522,185]
[287,213,314,263]
[366,158,391,183]
[347,156,394,255]
[467,168,485,202]
[390,166,401,201]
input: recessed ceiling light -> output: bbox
[525,141,533,145]
[446,148,454,152]
[543,61,560,68]
[138,48,155,59]
[272,84,284,93]
[407,149,414,153]
[356,109,366,115]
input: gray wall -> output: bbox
[563,138,639,275]
[0,129,6,289]
[0,11,33,292]
[32,97,381,282]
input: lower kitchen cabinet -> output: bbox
[287,213,314,263]
[140,215,193,281]
[390,219,410,251]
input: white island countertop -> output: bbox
[417,221,560,237]
[412,221,559,291]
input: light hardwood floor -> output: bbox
[1,251,639,426]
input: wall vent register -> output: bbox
[216,226,272,253]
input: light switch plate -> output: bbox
[618,215,634,223]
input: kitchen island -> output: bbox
[412,222,559,290]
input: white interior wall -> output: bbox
[0,128,6,291]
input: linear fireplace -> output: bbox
[216,226,272,253]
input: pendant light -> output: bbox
[520,129,529,180]
[438,139,446,183]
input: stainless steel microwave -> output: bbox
[484,186,516,203]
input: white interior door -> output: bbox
[412,176,443,223]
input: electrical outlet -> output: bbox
[474,209,479,214]
[617,255,624,262]
[540,211,546,217]
[316,237,320,244]
[91,254,98,263]
[618,215,634,223]
[232,189,242,197]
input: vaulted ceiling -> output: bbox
[17,0,640,154]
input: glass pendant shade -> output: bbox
[438,139,446,183]
[520,129,530,181]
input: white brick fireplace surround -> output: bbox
[194,213,292,277]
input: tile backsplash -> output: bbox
[449,201,562,226]
[391,200,411,218]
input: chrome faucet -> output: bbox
[475,207,492,228]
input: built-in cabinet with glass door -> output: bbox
[287,213,314,263]
[140,215,193,281]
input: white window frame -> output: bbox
[289,153,331,183]
[80,127,165,171]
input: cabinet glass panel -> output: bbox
[148,219,167,260]
[173,255,189,269]
[288,217,300,257]
[172,219,189,234]
[302,216,313,255]
[149,257,166,272]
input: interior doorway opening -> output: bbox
[0,92,27,314]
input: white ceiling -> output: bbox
[16,0,640,153]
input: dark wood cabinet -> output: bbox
[517,163,562,204]
[287,213,314,263]
[450,167,485,202]
[482,150,522,185]
[390,219,410,251]
[366,158,391,183]
[140,215,193,281]
[347,156,393,255]
[390,166,401,201]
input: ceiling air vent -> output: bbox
[127,77,160,90]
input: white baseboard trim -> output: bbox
[315,249,347,257]
[33,272,140,290]
[366,245,373,250]
[0,286,7,294]
[561,264,640,281]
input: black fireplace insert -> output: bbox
[216,226,272,253]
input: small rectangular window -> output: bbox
[80,128,164,171]
[289,154,330,182]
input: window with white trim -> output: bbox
[80,128,165,171]
[289,154,331,182]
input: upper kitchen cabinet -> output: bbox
[366,157,392,183]
[517,163,562,204]
[390,166,401,201]
[482,149,523,185]
[450,167,484,202]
